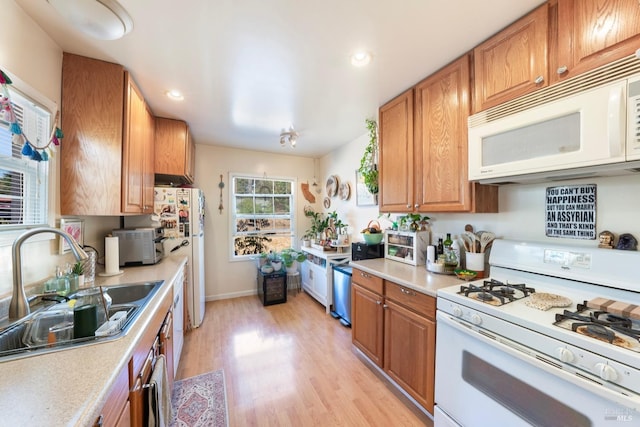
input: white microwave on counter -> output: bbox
[468,67,640,184]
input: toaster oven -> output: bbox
[112,228,165,266]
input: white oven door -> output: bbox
[435,311,640,427]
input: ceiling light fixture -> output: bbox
[166,90,184,101]
[280,126,298,148]
[47,0,134,40]
[350,51,372,67]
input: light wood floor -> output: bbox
[176,290,433,426]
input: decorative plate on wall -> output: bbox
[339,182,351,201]
[326,175,339,197]
[323,197,331,209]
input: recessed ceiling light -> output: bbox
[350,51,372,67]
[47,0,133,40]
[166,90,184,101]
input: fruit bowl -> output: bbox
[454,269,478,281]
[363,233,383,245]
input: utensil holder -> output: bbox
[465,252,486,278]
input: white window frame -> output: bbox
[229,173,297,261]
[0,70,56,246]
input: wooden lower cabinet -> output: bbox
[383,299,436,412]
[352,270,436,414]
[95,364,130,427]
[352,283,384,367]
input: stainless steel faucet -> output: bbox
[10,227,88,319]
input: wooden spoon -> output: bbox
[460,233,473,252]
[464,231,478,253]
[480,232,495,253]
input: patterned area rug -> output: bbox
[170,370,229,427]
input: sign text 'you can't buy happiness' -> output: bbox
[545,184,597,240]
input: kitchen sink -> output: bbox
[0,280,164,362]
[103,281,162,305]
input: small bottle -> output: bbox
[443,233,453,251]
[443,233,457,267]
[451,239,461,268]
[437,238,444,256]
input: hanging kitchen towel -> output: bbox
[148,354,173,427]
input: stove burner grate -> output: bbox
[555,302,640,351]
[459,279,535,306]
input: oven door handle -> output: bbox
[437,311,640,410]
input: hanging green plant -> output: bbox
[359,118,379,194]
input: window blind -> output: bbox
[0,88,49,228]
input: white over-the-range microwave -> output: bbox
[468,58,640,184]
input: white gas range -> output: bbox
[435,239,640,427]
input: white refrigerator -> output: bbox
[154,187,206,328]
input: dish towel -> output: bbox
[149,354,173,427]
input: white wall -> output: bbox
[194,144,315,300]
[0,2,63,296]
[318,133,382,237]
[320,133,640,258]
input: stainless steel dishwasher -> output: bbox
[331,264,352,327]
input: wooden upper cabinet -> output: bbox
[415,55,472,212]
[378,55,498,214]
[61,53,155,215]
[155,118,195,185]
[379,89,414,213]
[143,105,155,213]
[122,74,146,214]
[554,0,640,82]
[472,4,549,113]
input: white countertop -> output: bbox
[0,255,187,426]
[349,258,461,298]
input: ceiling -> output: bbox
[16,0,544,158]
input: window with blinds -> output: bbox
[0,88,50,229]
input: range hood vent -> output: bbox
[478,160,640,185]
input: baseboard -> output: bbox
[206,289,256,301]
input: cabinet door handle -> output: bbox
[400,288,416,296]
[95,414,104,427]
[383,304,388,309]
[360,272,370,279]
[557,65,568,75]
[534,75,544,84]
[414,204,419,209]
[406,204,411,209]
[376,300,382,305]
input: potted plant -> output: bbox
[327,211,348,243]
[71,261,84,291]
[358,118,379,195]
[303,206,326,243]
[281,249,307,273]
[406,213,430,232]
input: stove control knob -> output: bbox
[595,363,618,382]
[452,306,463,317]
[471,314,482,325]
[555,347,574,363]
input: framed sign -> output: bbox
[59,218,84,254]
[356,170,377,206]
[545,184,596,240]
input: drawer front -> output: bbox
[385,281,435,319]
[351,268,383,295]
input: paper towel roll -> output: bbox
[105,236,120,274]
[426,245,436,265]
